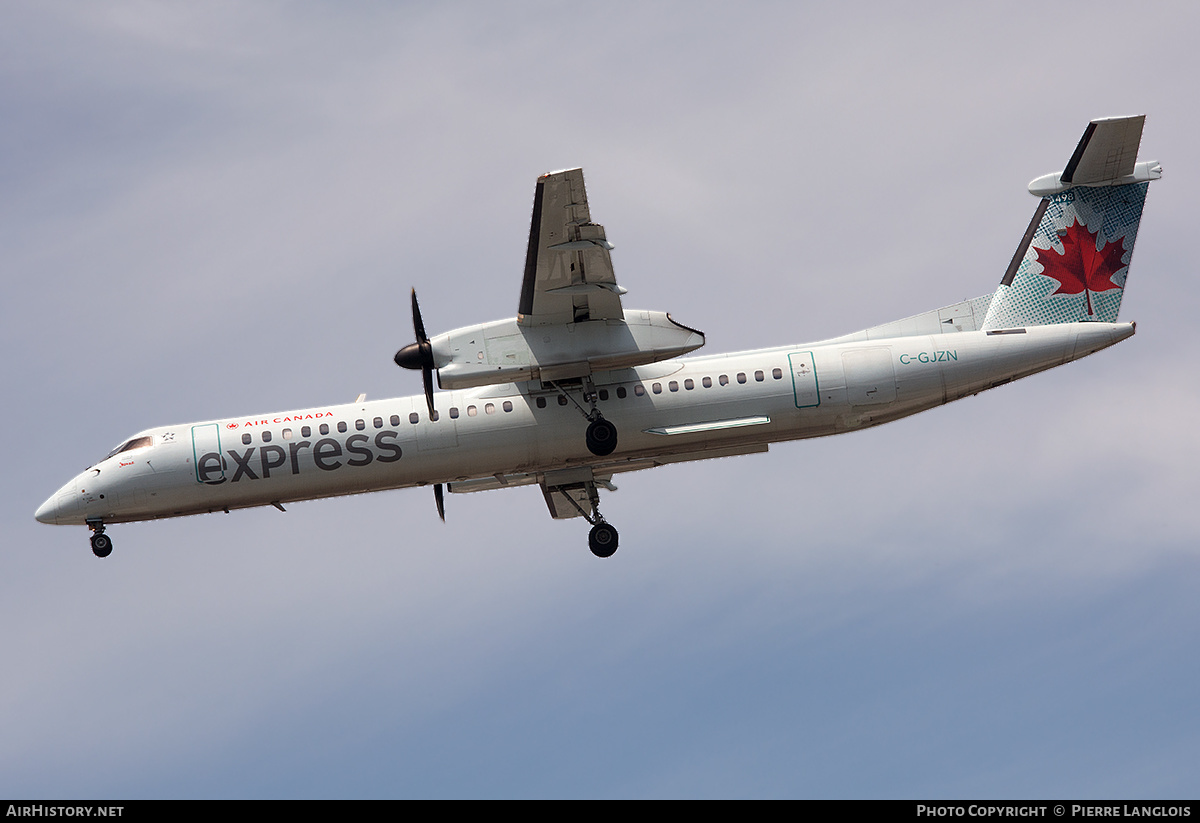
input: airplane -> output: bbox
[35,115,1161,559]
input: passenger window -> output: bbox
[485,403,495,414]
[599,389,609,401]
[373,417,383,428]
[262,430,273,443]
[450,407,459,419]
[634,384,645,397]
[355,419,365,431]
[320,424,330,435]
[669,381,679,392]
[302,426,311,437]
[703,376,712,388]
[390,415,400,426]
[720,375,729,386]
[536,397,546,409]
[337,422,347,433]
[431,410,440,421]
[242,433,252,445]
[684,379,694,390]
[755,370,764,382]
[737,373,747,384]
[409,413,419,424]
[503,401,513,412]
[282,428,293,440]
[557,396,568,406]
[467,406,477,417]
[652,382,662,394]
[616,387,627,399]
[773,368,783,380]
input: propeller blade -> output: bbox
[422,364,436,419]
[411,288,427,345]
[434,483,445,522]
[394,288,438,420]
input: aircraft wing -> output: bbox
[518,168,626,327]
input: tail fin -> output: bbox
[982,116,1160,330]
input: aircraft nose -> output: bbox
[35,495,58,525]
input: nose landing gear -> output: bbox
[541,473,621,558]
[87,519,112,558]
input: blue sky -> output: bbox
[3,1,1198,798]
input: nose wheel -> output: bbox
[87,520,113,558]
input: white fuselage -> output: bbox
[35,321,1133,527]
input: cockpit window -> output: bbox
[105,436,154,460]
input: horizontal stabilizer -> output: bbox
[1063,116,1143,184]
[1029,115,1161,196]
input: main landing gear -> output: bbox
[87,519,112,558]
[550,377,618,457]
[585,417,617,456]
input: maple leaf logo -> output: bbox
[1033,220,1126,316]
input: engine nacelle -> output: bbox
[430,311,704,389]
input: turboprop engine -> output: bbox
[429,310,704,388]
[394,291,705,404]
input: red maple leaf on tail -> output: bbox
[1033,220,1126,316]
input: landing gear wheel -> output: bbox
[585,417,618,456]
[588,522,619,558]
[90,532,113,558]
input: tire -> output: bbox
[585,418,618,456]
[588,523,618,558]
[91,533,113,558]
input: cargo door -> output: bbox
[843,347,897,406]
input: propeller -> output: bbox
[394,289,437,419]
[394,290,446,522]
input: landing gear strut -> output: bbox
[550,378,618,457]
[552,478,620,558]
[87,519,112,558]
